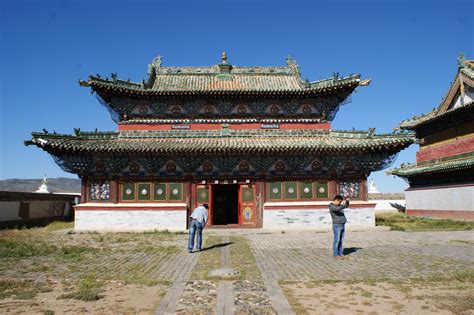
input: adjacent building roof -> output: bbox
[25,129,414,156]
[390,156,474,178]
[400,54,474,130]
[79,54,370,97]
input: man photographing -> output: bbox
[329,195,350,259]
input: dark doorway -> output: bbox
[212,185,239,225]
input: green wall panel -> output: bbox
[122,183,135,201]
[316,182,329,199]
[197,187,209,203]
[268,182,282,200]
[169,183,183,201]
[154,183,167,201]
[284,182,298,200]
[137,183,151,200]
[300,182,313,199]
[242,187,254,202]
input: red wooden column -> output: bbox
[80,178,87,204]
[359,179,368,201]
[109,180,118,204]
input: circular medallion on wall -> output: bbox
[129,163,140,173]
[138,105,149,115]
[171,106,181,115]
[272,188,279,194]
[311,161,322,171]
[275,161,286,172]
[270,105,279,115]
[203,162,213,172]
[156,188,164,195]
[172,189,179,195]
[204,105,214,115]
[288,187,295,194]
[302,104,312,114]
[125,188,132,195]
[237,105,247,115]
[141,189,148,195]
[303,187,310,194]
[239,161,250,172]
[319,187,326,194]
[166,162,177,172]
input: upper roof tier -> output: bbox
[399,54,474,132]
[25,128,414,156]
[79,53,370,97]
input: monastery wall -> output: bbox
[262,202,376,229]
[405,184,474,220]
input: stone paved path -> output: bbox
[154,250,200,315]
[247,230,474,281]
[152,229,473,314]
[215,236,234,315]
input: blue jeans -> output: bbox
[188,219,203,252]
[333,223,345,256]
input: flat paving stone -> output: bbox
[247,230,474,281]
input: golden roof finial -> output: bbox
[221,52,227,64]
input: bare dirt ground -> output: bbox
[1,282,166,314]
[1,224,473,314]
[281,279,474,315]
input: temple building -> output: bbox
[391,54,474,220]
[26,53,414,231]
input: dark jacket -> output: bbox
[329,203,348,224]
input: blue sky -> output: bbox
[1,0,472,192]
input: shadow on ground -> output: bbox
[201,242,234,251]
[343,247,362,255]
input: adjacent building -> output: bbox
[26,54,414,231]
[391,54,474,220]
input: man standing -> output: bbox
[329,195,349,259]
[188,203,209,253]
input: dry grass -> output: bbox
[0,224,184,305]
[229,236,261,280]
[376,212,474,231]
[190,235,223,280]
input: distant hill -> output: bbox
[0,177,81,193]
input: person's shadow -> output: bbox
[201,242,234,251]
[343,247,362,255]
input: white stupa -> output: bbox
[368,179,380,194]
[35,175,50,193]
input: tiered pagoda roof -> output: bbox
[79,54,369,98]
[25,129,414,156]
[391,153,474,178]
[392,54,474,183]
[399,54,474,132]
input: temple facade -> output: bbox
[392,54,474,220]
[26,54,414,231]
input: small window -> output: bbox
[90,182,110,201]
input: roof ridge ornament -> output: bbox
[458,52,466,69]
[143,55,163,89]
[218,51,232,74]
[285,55,300,75]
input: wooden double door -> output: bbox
[195,183,257,226]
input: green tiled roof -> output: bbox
[25,129,414,155]
[399,100,474,129]
[79,55,367,96]
[399,55,474,130]
[390,157,474,177]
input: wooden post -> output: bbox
[80,178,87,204]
